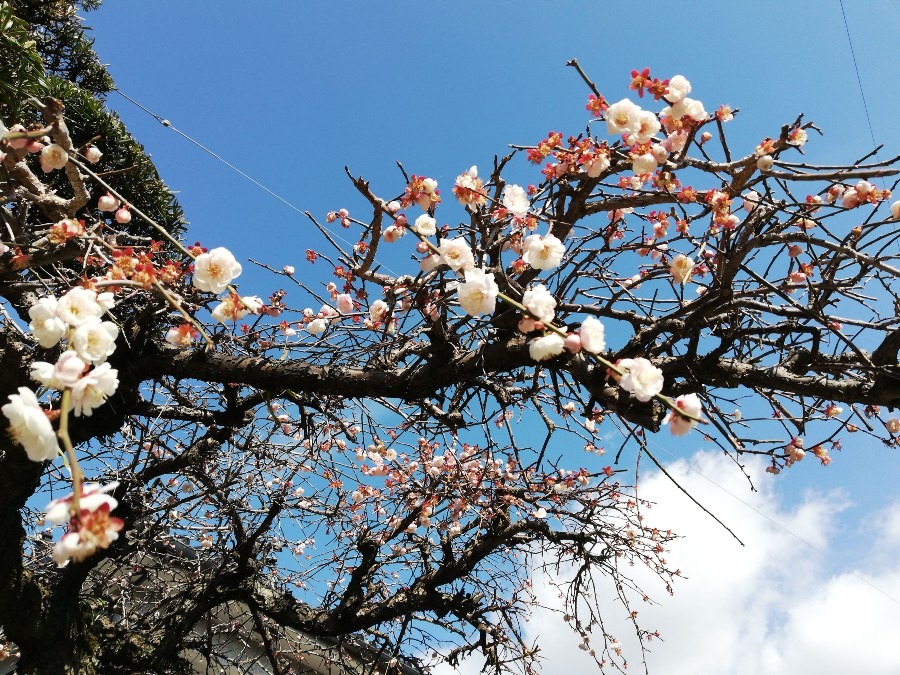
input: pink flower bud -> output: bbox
[787,245,802,257]
[700,131,713,144]
[416,242,429,253]
[756,155,774,171]
[842,191,860,209]
[518,317,536,333]
[115,207,132,224]
[564,333,582,353]
[386,200,401,213]
[84,146,102,164]
[338,208,349,218]
[98,194,119,212]
[887,418,900,434]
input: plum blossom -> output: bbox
[457,268,499,316]
[70,319,118,364]
[633,109,661,143]
[663,393,702,435]
[579,316,606,354]
[605,98,641,135]
[522,234,566,270]
[84,145,102,164]
[453,166,487,210]
[211,294,261,323]
[502,184,530,219]
[306,318,327,336]
[666,75,691,104]
[2,387,60,462]
[97,194,118,212]
[413,214,437,236]
[757,155,774,171]
[28,296,66,348]
[165,323,199,346]
[529,333,565,361]
[670,254,695,284]
[193,247,242,293]
[70,363,119,417]
[30,351,87,390]
[57,286,104,327]
[40,143,68,172]
[631,153,658,175]
[336,293,354,314]
[521,284,556,323]
[369,299,389,323]
[438,238,475,272]
[890,201,900,220]
[618,358,664,402]
[51,501,124,566]
[45,482,119,525]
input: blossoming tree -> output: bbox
[2,4,900,674]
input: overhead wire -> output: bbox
[111,88,402,277]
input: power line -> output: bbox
[111,88,400,276]
[839,0,880,160]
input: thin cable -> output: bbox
[839,1,880,161]
[646,436,900,607]
[112,88,400,276]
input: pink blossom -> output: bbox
[664,394,702,435]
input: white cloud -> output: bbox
[435,451,900,675]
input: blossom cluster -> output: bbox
[3,286,120,462]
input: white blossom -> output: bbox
[28,296,66,348]
[579,316,606,354]
[2,387,60,462]
[457,268,499,316]
[606,98,641,136]
[70,363,119,417]
[57,286,104,328]
[618,357,664,402]
[30,351,87,390]
[502,184,530,219]
[193,247,242,294]
[632,153,658,175]
[70,319,118,364]
[369,299,389,323]
[522,234,566,270]
[40,143,68,172]
[414,214,437,236]
[307,318,327,335]
[670,254,695,284]
[522,284,556,323]
[666,75,692,104]
[529,334,565,361]
[438,238,475,272]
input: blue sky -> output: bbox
[83,2,900,672]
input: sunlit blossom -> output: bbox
[521,284,556,323]
[529,333,565,361]
[522,234,565,270]
[618,358,664,402]
[457,268,499,316]
[193,247,242,294]
[2,387,59,462]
